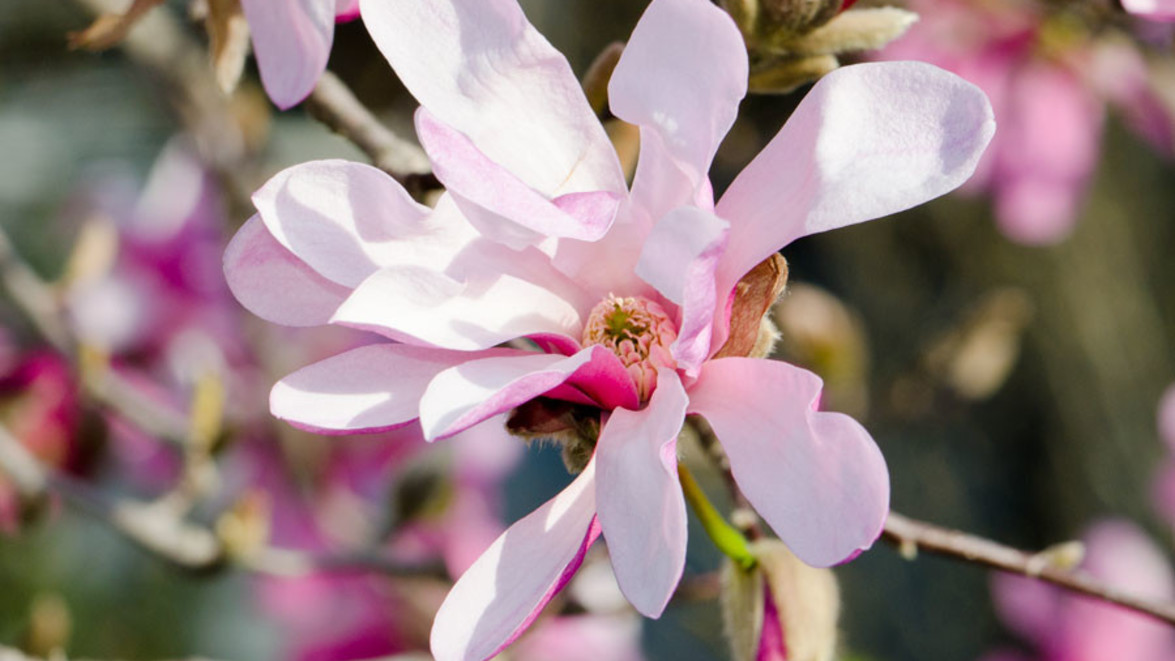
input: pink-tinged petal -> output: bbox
[1089,40,1174,157]
[416,110,620,244]
[991,63,1102,245]
[240,0,334,109]
[714,61,995,309]
[596,370,688,617]
[1160,384,1175,451]
[334,0,359,21]
[1056,520,1175,661]
[510,614,643,661]
[610,0,747,215]
[270,344,519,434]
[635,207,729,373]
[989,571,1061,645]
[223,215,350,326]
[1123,0,1175,21]
[430,461,601,661]
[253,160,472,288]
[331,263,584,351]
[360,0,624,196]
[419,347,639,440]
[687,358,889,566]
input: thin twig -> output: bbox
[882,511,1175,626]
[0,421,443,579]
[305,71,433,185]
[0,644,221,661]
[0,230,71,354]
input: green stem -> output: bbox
[678,462,757,570]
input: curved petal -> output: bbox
[419,347,639,440]
[253,160,469,287]
[687,358,889,567]
[610,0,747,215]
[416,110,620,244]
[223,215,350,326]
[1123,0,1175,20]
[334,0,359,21]
[595,370,688,617]
[714,61,995,306]
[331,262,584,351]
[269,343,519,434]
[360,0,624,196]
[431,461,601,661]
[635,207,729,373]
[240,0,334,109]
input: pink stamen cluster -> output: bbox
[581,295,678,403]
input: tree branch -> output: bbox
[882,511,1175,626]
[0,420,443,579]
[305,71,433,187]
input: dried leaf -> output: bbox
[205,0,251,94]
[715,253,789,359]
[67,0,165,51]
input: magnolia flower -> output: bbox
[1151,385,1175,531]
[1124,0,1175,22]
[982,520,1175,661]
[224,0,993,658]
[874,0,1175,244]
[240,0,359,109]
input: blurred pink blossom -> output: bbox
[1124,0,1175,22]
[875,0,1175,244]
[240,0,359,109]
[0,337,80,534]
[1151,385,1175,530]
[224,0,994,657]
[983,519,1175,661]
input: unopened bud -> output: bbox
[753,539,841,661]
[761,0,843,34]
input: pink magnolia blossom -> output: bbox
[1124,0,1175,22]
[0,340,80,534]
[875,0,1175,244]
[983,520,1175,661]
[240,0,359,109]
[224,0,994,657]
[1151,385,1175,530]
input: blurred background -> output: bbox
[1,0,1174,659]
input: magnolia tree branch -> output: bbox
[0,645,221,661]
[0,420,444,579]
[305,72,433,184]
[882,511,1175,626]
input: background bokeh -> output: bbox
[1,0,1174,659]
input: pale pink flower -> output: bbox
[240,0,359,109]
[983,520,1175,661]
[1150,385,1175,530]
[875,0,1174,244]
[224,0,994,657]
[1124,0,1175,22]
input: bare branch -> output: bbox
[0,420,441,579]
[882,511,1175,627]
[305,72,433,185]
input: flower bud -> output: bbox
[721,539,841,661]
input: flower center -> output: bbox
[582,294,677,402]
